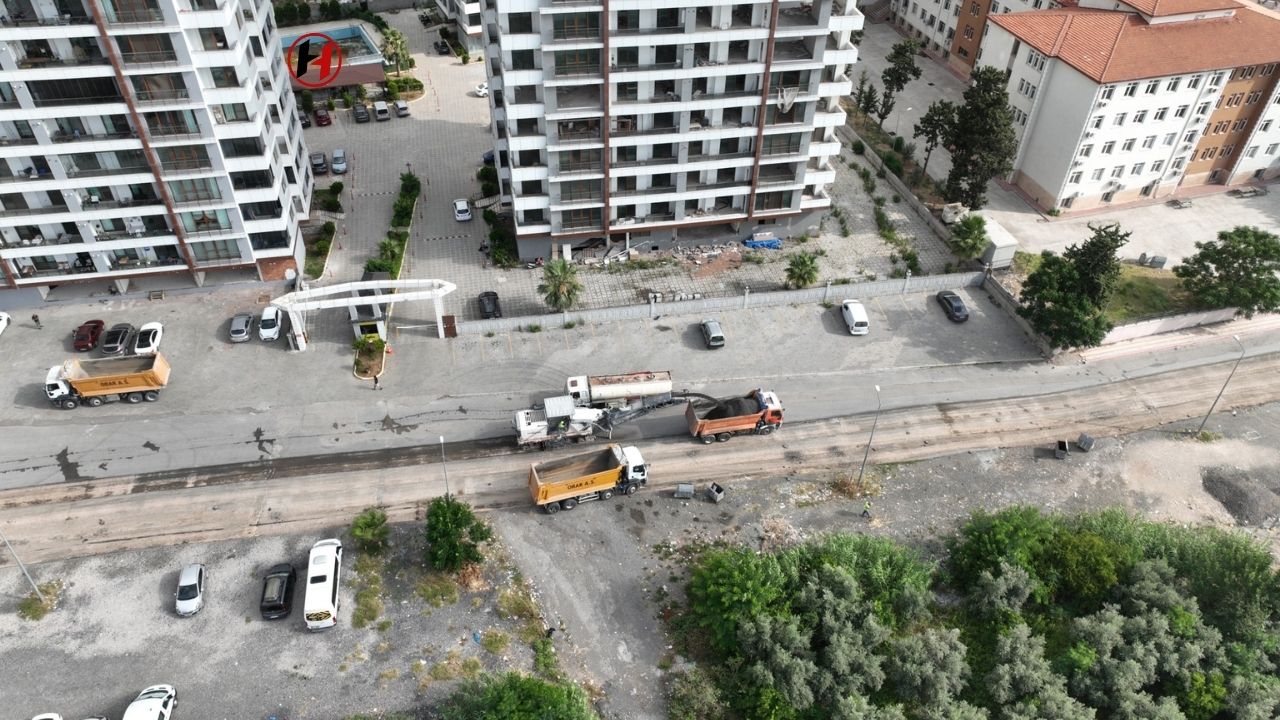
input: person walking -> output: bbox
[373,375,381,391]
[861,500,873,519]
[31,313,42,329]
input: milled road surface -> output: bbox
[3,352,1277,565]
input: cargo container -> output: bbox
[45,353,171,409]
[527,444,647,514]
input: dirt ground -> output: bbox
[495,400,1280,720]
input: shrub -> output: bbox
[461,52,470,64]
[364,258,394,273]
[477,165,498,183]
[350,508,390,555]
[328,181,344,196]
[852,139,865,155]
[892,135,906,153]
[392,195,416,226]
[688,547,785,656]
[424,496,493,572]
[481,181,499,197]
[883,152,904,177]
[300,90,314,113]
[325,98,335,112]
[315,239,330,254]
[341,91,352,108]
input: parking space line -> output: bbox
[872,297,893,332]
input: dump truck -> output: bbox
[45,353,172,409]
[686,389,784,443]
[513,395,608,449]
[528,444,648,514]
[566,370,674,410]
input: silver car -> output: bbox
[174,564,205,616]
[229,313,253,343]
[331,148,348,174]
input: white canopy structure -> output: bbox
[273,279,457,351]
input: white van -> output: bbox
[373,101,390,121]
[303,538,343,630]
[840,299,870,335]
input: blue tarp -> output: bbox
[743,237,782,250]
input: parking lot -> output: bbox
[0,284,1039,488]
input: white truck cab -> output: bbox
[620,445,647,484]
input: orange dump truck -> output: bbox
[685,389,784,443]
[45,353,172,409]
[527,444,648,514]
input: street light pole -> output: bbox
[438,435,451,497]
[0,527,44,602]
[1195,335,1246,436]
[856,385,882,490]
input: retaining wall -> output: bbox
[1101,308,1237,344]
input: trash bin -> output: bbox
[1055,440,1070,460]
[674,484,695,500]
[707,483,725,503]
[1076,433,1096,453]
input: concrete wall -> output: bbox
[981,274,1055,358]
[456,271,986,334]
[1101,308,1237,344]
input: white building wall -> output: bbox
[1229,85,1280,182]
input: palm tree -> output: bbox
[380,29,408,74]
[785,252,820,289]
[538,259,582,311]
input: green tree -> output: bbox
[785,251,820,288]
[1017,253,1114,350]
[913,100,956,177]
[299,89,314,114]
[424,495,493,572]
[949,214,988,260]
[380,28,409,74]
[688,546,785,655]
[1064,223,1129,305]
[537,259,583,311]
[877,40,922,128]
[1174,226,1280,317]
[350,507,390,555]
[440,672,596,720]
[853,69,873,114]
[667,667,725,720]
[886,628,972,709]
[986,624,1096,720]
[944,66,1017,210]
[859,83,881,117]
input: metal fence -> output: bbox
[456,271,986,335]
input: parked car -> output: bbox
[174,564,205,616]
[259,306,281,341]
[935,290,970,322]
[482,149,495,166]
[453,198,472,221]
[30,714,64,720]
[331,148,348,174]
[134,322,163,355]
[0,311,10,338]
[229,313,253,343]
[299,112,312,128]
[72,319,106,351]
[478,291,502,319]
[314,108,332,126]
[353,103,370,123]
[475,82,489,98]
[433,40,451,55]
[100,323,136,355]
[373,100,391,121]
[259,563,297,620]
[394,99,410,117]
[700,319,726,349]
[310,152,328,175]
[122,685,176,720]
[840,300,870,335]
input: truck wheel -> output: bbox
[125,393,143,404]
[758,425,775,435]
[143,391,160,402]
[561,498,578,511]
[601,488,615,500]
[624,483,639,496]
[86,396,104,407]
[715,432,732,443]
[700,435,714,445]
[61,398,79,409]
[545,502,561,515]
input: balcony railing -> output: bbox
[561,219,602,230]
[687,150,755,162]
[120,51,180,66]
[105,8,166,24]
[611,60,681,73]
[186,224,236,236]
[172,194,225,207]
[4,232,83,248]
[613,184,675,197]
[33,95,125,107]
[53,130,138,143]
[554,63,600,78]
[2,204,70,216]
[0,135,39,146]
[161,159,214,173]
[134,89,191,105]
[551,27,601,41]
[18,54,110,69]
[558,191,604,203]
[66,164,151,177]
[147,124,201,139]
[612,155,679,169]
[557,159,602,173]
[610,124,679,138]
[613,24,682,36]
[0,13,92,26]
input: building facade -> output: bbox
[437,0,484,53]
[979,0,1280,213]
[0,0,312,299]
[885,0,1062,76]
[480,0,862,259]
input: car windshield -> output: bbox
[139,690,170,700]
[263,575,285,600]
[177,582,199,600]
[261,316,277,329]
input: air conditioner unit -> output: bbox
[1071,160,1082,167]
[1084,131,1094,138]
[1181,144,1192,151]
[1096,101,1108,107]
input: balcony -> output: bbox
[613,184,675,197]
[52,130,138,143]
[613,24,682,36]
[1,204,70,216]
[66,164,151,178]
[185,224,236,237]
[147,124,202,140]
[610,61,681,74]
[610,124,679,138]
[134,89,192,106]
[109,256,185,271]
[171,194,226,208]
[687,150,755,163]
[2,232,83,248]
[32,94,125,108]
[17,54,110,69]
[0,135,40,146]
[553,63,601,79]
[551,26,601,41]
[161,159,215,174]
[104,8,166,25]
[190,0,225,10]
[120,51,181,68]
[612,155,679,169]
[0,12,92,26]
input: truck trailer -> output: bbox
[566,370,674,409]
[528,444,648,514]
[45,353,172,409]
[686,389,784,443]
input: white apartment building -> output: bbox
[437,0,484,53]
[480,0,862,259]
[0,0,312,301]
[980,0,1280,213]
[885,0,1063,77]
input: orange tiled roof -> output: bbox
[989,5,1280,83]
[1122,0,1240,15]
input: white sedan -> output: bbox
[134,322,163,355]
[122,685,176,720]
[475,82,489,97]
[453,198,473,221]
[0,311,10,337]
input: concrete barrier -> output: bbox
[456,272,985,335]
[1101,308,1237,344]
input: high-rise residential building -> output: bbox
[0,0,312,300]
[885,0,1063,76]
[436,0,484,53]
[980,0,1280,213]
[480,0,862,259]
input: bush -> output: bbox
[364,258,394,273]
[460,52,470,64]
[325,98,335,112]
[424,495,493,572]
[299,90,314,114]
[852,139,865,155]
[477,165,498,183]
[400,172,422,197]
[392,195,415,227]
[439,673,595,720]
[350,508,390,555]
[328,181,344,196]
[341,91,352,108]
[481,181,499,197]
[386,76,424,93]
[318,194,342,213]
[882,152,904,177]
[688,547,785,656]
[892,135,906,153]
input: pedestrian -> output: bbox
[31,313,41,329]
[861,500,872,519]
[373,375,381,390]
